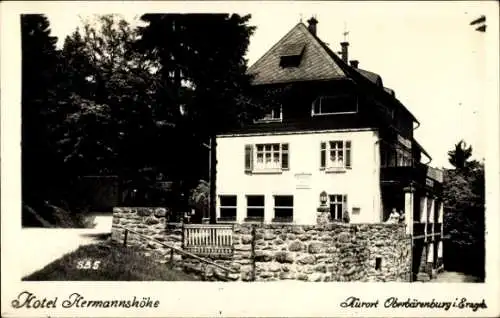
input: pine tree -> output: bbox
[21,14,61,206]
[447,140,473,169]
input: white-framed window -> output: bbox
[245,143,289,173]
[246,195,264,221]
[218,195,237,221]
[255,105,282,123]
[380,142,412,168]
[403,152,412,167]
[320,140,351,170]
[329,194,348,221]
[311,95,358,116]
[273,195,293,222]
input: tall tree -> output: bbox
[447,140,473,169]
[443,141,484,279]
[57,15,164,181]
[135,14,267,219]
[21,14,61,206]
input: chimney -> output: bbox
[307,16,318,36]
[340,42,349,63]
[350,60,359,68]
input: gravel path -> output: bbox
[432,271,481,283]
[19,215,112,278]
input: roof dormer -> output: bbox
[279,42,305,68]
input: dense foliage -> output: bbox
[443,142,484,279]
[447,140,473,170]
[21,14,274,226]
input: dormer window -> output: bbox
[311,95,358,116]
[279,43,305,68]
[255,105,282,123]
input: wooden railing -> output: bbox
[183,224,234,257]
[115,225,238,276]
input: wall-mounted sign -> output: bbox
[295,173,312,189]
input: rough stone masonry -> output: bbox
[111,207,412,282]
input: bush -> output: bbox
[22,201,95,228]
[188,180,209,221]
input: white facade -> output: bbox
[215,128,383,224]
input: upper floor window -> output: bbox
[245,143,289,173]
[375,100,395,120]
[320,140,352,171]
[254,105,282,123]
[311,95,358,116]
[381,143,412,167]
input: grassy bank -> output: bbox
[23,242,199,281]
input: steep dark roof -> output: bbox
[357,68,383,86]
[312,35,419,125]
[247,21,419,125]
[413,139,432,163]
[247,23,346,85]
[384,87,395,96]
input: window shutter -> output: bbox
[343,195,348,215]
[244,145,253,172]
[281,143,289,170]
[345,141,352,168]
[311,98,318,116]
[320,142,326,170]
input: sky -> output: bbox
[38,1,496,169]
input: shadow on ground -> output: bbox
[80,232,112,241]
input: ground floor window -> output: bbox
[246,195,264,221]
[329,194,347,220]
[273,195,293,222]
[219,195,237,221]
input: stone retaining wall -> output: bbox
[111,207,183,260]
[246,223,411,282]
[111,207,239,280]
[111,207,412,282]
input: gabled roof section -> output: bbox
[357,68,383,87]
[247,23,346,85]
[313,37,420,125]
[247,20,419,125]
[280,42,305,56]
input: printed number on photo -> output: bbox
[76,259,101,270]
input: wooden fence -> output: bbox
[117,225,238,277]
[183,224,234,257]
